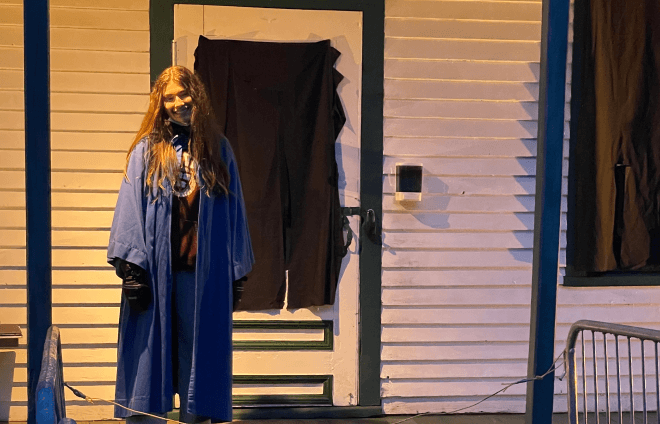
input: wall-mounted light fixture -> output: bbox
[395,163,423,202]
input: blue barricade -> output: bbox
[36,326,76,424]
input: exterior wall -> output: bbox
[0,0,150,420]
[4,0,659,420]
[383,0,660,415]
[381,0,542,414]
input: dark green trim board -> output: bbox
[150,0,384,408]
[232,406,383,420]
[564,0,586,284]
[232,375,333,406]
[563,275,660,286]
[168,406,382,421]
[524,0,570,423]
[233,320,333,350]
[23,1,52,424]
[357,2,385,407]
[168,375,334,413]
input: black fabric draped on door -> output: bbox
[195,36,346,309]
[572,0,660,272]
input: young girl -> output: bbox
[107,66,253,424]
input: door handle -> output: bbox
[362,209,380,244]
[340,207,381,250]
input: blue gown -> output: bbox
[107,134,254,422]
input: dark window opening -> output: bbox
[565,0,660,286]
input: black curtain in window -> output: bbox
[572,0,660,272]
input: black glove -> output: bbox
[232,277,247,311]
[114,259,151,312]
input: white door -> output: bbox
[174,5,362,407]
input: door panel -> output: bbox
[174,5,362,406]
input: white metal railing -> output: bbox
[566,320,660,424]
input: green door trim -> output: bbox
[149,0,384,408]
[233,320,333,351]
[232,374,333,406]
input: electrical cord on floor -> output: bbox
[64,383,186,424]
[388,351,567,424]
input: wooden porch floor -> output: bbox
[1,414,601,424]
[7,412,660,424]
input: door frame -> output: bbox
[149,0,384,413]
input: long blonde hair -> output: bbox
[126,66,229,196]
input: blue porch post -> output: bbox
[525,0,570,422]
[23,0,52,423]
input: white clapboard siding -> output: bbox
[47,2,149,421]
[386,0,542,21]
[386,38,541,62]
[52,269,118,286]
[383,193,569,212]
[0,0,150,421]
[0,1,27,422]
[382,0,542,414]
[383,137,569,157]
[386,60,541,82]
[51,132,138,151]
[3,26,148,51]
[385,19,541,41]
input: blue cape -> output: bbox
[107,135,254,421]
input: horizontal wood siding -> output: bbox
[0,0,27,421]
[384,0,660,416]
[382,0,542,414]
[7,0,655,418]
[50,0,149,418]
[0,0,150,420]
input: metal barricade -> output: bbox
[37,326,76,424]
[566,320,660,424]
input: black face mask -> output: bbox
[168,118,191,135]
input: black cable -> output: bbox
[389,351,566,424]
[63,383,185,424]
[63,351,566,424]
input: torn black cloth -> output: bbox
[195,37,346,309]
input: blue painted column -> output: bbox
[525,0,570,422]
[23,0,52,423]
